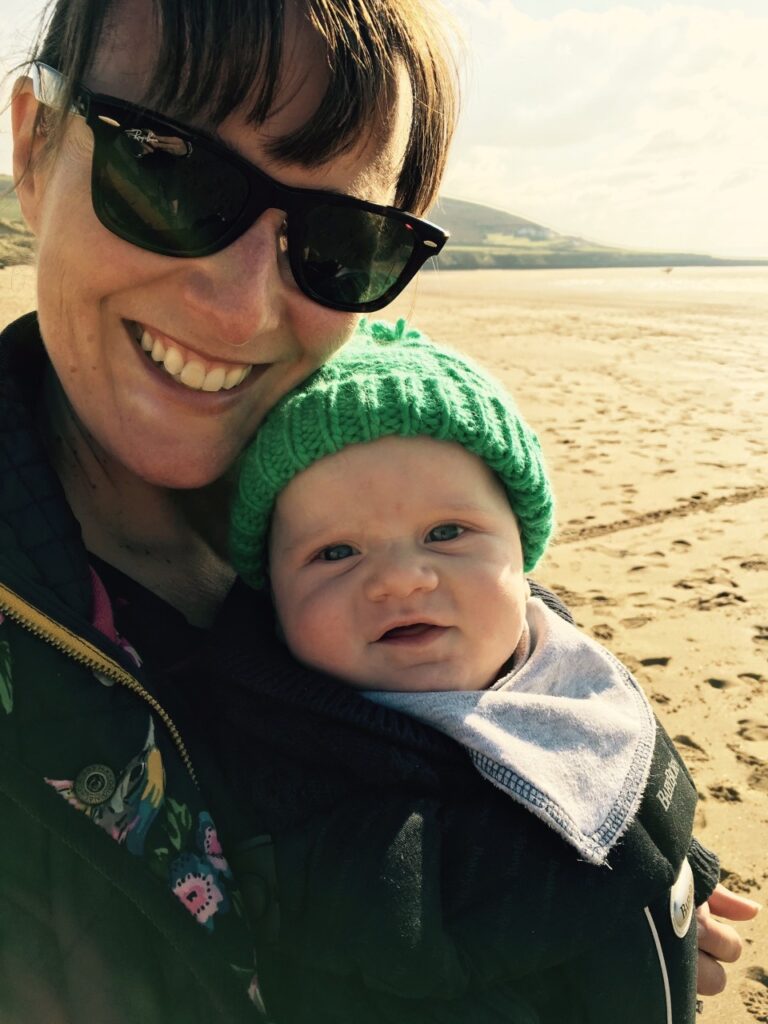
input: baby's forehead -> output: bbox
[275,434,521,525]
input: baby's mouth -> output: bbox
[377,623,445,643]
[130,321,254,393]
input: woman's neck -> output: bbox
[40,372,236,627]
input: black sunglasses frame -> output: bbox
[30,62,449,313]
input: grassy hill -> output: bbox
[427,197,767,270]
[1,176,765,270]
[0,175,35,267]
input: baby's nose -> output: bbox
[363,549,439,602]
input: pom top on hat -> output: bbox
[230,320,554,589]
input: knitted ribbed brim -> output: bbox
[230,320,554,589]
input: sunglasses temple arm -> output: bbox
[30,62,86,117]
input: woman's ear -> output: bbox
[11,77,47,235]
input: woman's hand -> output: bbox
[697,884,761,995]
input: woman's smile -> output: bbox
[129,320,255,393]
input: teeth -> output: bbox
[163,346,184,376]
[136,325,252,393]
[202,367,226,392]
[224,365,246,389]
[179,360,206,389]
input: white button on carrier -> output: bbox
[670,857,695,938]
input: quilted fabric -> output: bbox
[0,313,92,617]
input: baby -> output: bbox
[226,321,706,1023]
[231,320,662,862]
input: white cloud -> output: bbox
[1,2,766,256]
[443,3,768,256]
[0,1,48,181]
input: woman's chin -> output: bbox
[113,440,240,491]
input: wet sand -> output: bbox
[3,264,767,1021]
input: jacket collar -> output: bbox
[0,313,91,619]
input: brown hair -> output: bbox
[25,0,460,213]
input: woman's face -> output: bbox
[13,0,414,488]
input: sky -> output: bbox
[1,0,767,257]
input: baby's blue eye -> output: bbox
[318,543,357,562]
[426,524,464,543]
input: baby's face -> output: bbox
[269,435,530,691]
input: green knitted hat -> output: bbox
[230,320,554,588]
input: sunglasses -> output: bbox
[31,62,448,313]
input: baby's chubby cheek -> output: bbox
[474,570,530,666]
[268,573,332,669]
[297,606,354,673]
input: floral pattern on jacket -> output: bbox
[43,714,235,931]
[33,569,240,934]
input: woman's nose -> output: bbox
[363,549,439,602]
[177,209,285,347]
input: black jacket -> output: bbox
[202,580,720,1024]
[0,314,260,1023]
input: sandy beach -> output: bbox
[2,263,766,1022]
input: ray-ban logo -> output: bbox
[657,758,681,811]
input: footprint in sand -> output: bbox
[592,624,614,641]
[754,626,768,645]
[720,868,760,895]
[741,968,768,1024]
[708,783,742,802]
[621,616,652,629]
[640,656,671,667]
[726,745,768,791]
[673,734,709,761]
[691,591,747,610]
[741,559,768,571]
[728,744,765,768]
[738,720,768,743]
[552,586,588,609]
[748,762,768,793]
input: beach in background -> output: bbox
[3,264,766,1022]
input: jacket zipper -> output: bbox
[0,581,198,787]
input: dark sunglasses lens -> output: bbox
[92,119,249,254]
[301,205,417,307]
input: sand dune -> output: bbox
[3,264,766,1022]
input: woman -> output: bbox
[1,1,754,1020]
